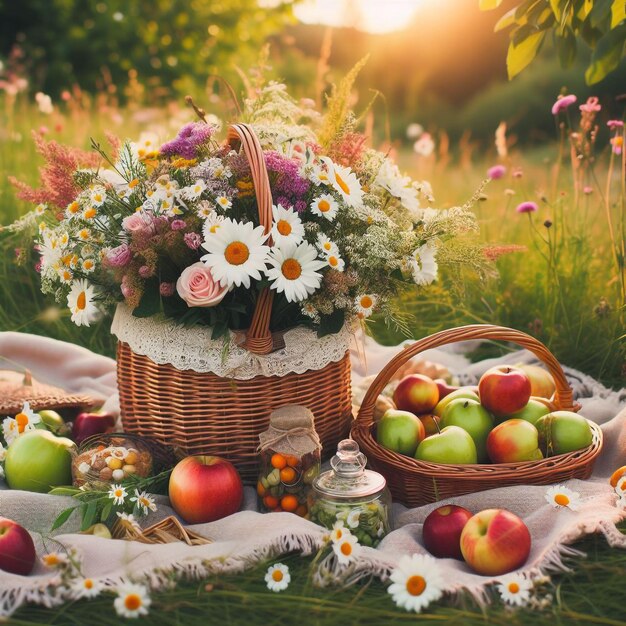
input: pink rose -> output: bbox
[122,211,156,235]
[105,243,132,268]
[176,262,227,308]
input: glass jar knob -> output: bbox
[330,439,367,477]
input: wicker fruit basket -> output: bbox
[352,324,603,507]
[116,124,353,483]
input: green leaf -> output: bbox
[556,26,578,67]
[479,0,504,9]
[100,501,113,523]
[51,507,77,531]
[132,278,161,318]
[211,320,229,340]
[585,25,626,83]
[507,31,546,78]
[48,486,82,497]
[589,0,613,27]
[495,7,518,31]
[81,500,98,531]
[611,0,626,27]
[317,309,346,338]
[549,0,563,21]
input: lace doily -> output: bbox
[110,304,353,379]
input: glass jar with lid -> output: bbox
[309,439,391,547]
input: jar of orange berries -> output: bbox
[257,405,321,516]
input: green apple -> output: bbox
[4,430,75,493]
[433,388,480,417]
[501,399,550,426]
[376,409,425,456]
[440,399,494,462]
[535,411,593,456]
[38,410,67,435]
[415,425,478,464]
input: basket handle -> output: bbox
[226,123,275,355]
[355,324,578,430]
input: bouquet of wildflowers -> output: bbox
[11,78,482,339]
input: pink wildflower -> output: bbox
[170,219,186,231]
[551,94,577,115]
[607,120,624,130]
[515,201,538,214]
[583,186,593,195]
[159,282,175,297]
[487,165,506,180]
[183,232,202,250]
[579,97,601,113]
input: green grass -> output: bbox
[10,523,626,625]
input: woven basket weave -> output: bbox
[117,124,353,482]
[352,324,603,507]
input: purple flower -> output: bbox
[294,200,307,213]
[580,96,601,113]
[171,219,187,231]
[159,282,175,297]
[105,243,132,268]
[160,122,215,160]
[551,94,577,115]
[607,120,624,130]
[487,165,506,180]
[184,232,202,250]
[516,201,538,214]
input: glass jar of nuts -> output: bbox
[71,434,154,488]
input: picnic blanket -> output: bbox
[1,330,625,616]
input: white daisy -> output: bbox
[81,258,96,273]
[614,476,626,497]
[332,532,359,565]
[65,200,82,219]
[387,554,444,613]
[114,582,151,619]
[77,228,91,242]
[197,202,216,219]
[82,206,98,220]
[35,203,47,216]
[496,572,533,607]
[316,234,339,257]
[108,484,128,506]
[310,194,339,221]
[57,266,73,284]
[545,485,581,511]
[266,241,327,303]
[346,508,361,529]
[0,442,6,462]
[215,195,232,210]
[67,279,99,327]
[41,552,68,569]
[330,520,349,543]
[133,131,160,159]
[116,512,142,533]
[271,204,304,246]
[201,218,270,289]
[2,401,41,445]
[131,489,157,514]
[301,302,318,319]
[265,563,291,592]
[355,294,377,318]
[320,157,364,208]
[38,231,63,270]
[408,243,438,286]
[89,186,107,207]
[72,577,103,599]
[326,251,345,272]
[183,179,207,201]
[309,164,332,187]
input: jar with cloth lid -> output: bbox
[257,404,322,516]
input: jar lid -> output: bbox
[312,439,386,499]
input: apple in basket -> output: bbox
[169,456,243,524]
[486,419,543,463]
[4,430,75,493]
[376,409,425,456]
[478,366,531,417]
[71,410,116,444]
[434,379,459,400]
[460,509,531,575]
[393,374,439,415]
[422,505,473,560]
[499,398,550,426]
[433,388,480,417]
[535,411,593,456]
[414,425,477,464]
[514,363,556,399]
[418,413,441,437]
[440,399,494,463]
[0,517,37,576]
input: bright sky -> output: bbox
[294,0,429,33]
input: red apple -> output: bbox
[393,374,439,415]
[71,411,116,444]
[434,379,459,400]
[486,419,543,463]
[514,363,556,399]
[460,509,531,575]
[418,413,441,436]
[169,456,243,524]
[423,505,473,559]
[0,518,36,576]
[478,366,531,417]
